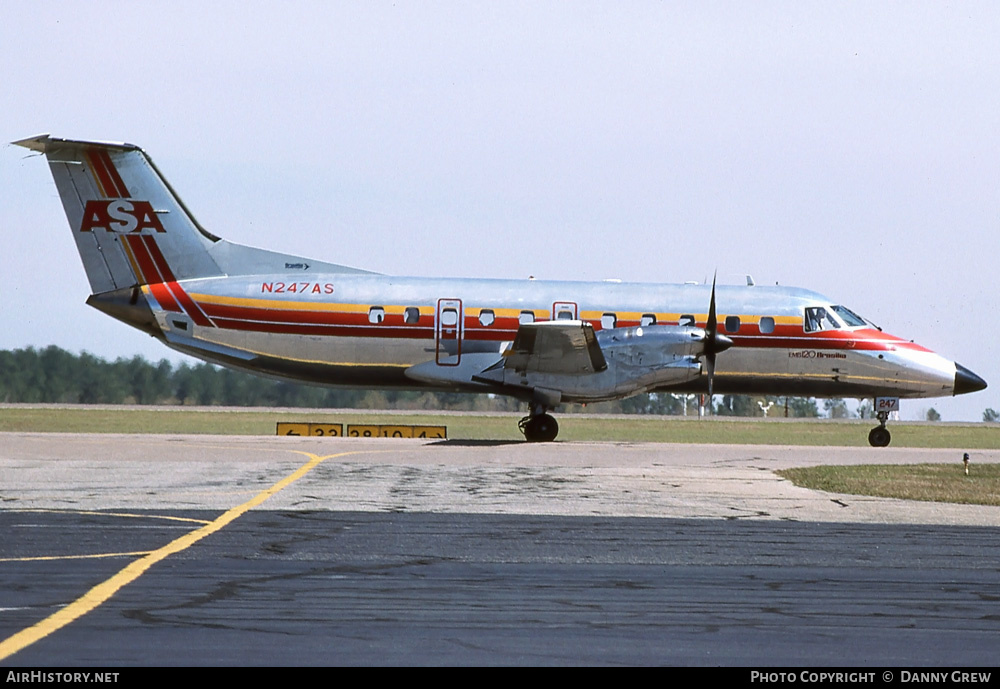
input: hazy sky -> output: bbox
[2,2,997,421]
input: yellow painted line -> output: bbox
[0,552,152,563]
[0,450,363,662]
[14,508,211,526]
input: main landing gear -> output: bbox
[868,409,892,447]
[519,403,559,442]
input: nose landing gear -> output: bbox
[868,408,892,447]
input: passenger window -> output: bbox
[479,309,495,327]
[519,310,534,325]
[724,316,740,333]
[404,307,420,325]
[441,308,459,327]
[759,317,775,334]
[601,313,617,329]
[556,310,574,320]
[679,314,695,327]
[640,314,656,327]
[368,306,385,324]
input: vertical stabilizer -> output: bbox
[13,134,224,294]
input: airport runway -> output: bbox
[1,434,998,665]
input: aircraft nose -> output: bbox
[954,363,987,395]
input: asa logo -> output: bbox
[79,199,166,233]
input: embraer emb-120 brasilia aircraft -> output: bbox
[16,134,987,445]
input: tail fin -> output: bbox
[16,134,377,296]
[14,134,224,294]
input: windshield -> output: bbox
[805,305,873,332]
[830,305,867,327]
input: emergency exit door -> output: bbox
[435,298,463,365]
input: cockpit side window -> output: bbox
[804,306,841,333]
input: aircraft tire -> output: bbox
[524,414,559,443]
[868,427,891,447]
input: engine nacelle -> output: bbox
[503,325,705,403]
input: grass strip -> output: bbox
[777,463,1000,506]
[1,406,998,447]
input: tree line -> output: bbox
[2,346,991,420]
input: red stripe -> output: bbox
[96,149,130,197]
[211,318,431,339]
[149,283,183,313]
[139,236,213,327]
[198,302,419,328]
[125,236,182,312]
[169,284,213,327]
[141,235,176,281]
[85,149,116,198]
[729,335,930,353]
[164,293,929,354]
[195,304,927,353]
[125,235,162,283]
[194,302,520,340]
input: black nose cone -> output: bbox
[954,363,987,395]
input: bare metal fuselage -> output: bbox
[92,271,964,403]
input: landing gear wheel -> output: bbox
[519,413,559,442]
[868,426,891,447]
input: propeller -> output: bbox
[702,274,733,400]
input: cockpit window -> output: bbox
[804,306,841,333]
[830,305,868,328]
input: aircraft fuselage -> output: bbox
[92,271,969,403]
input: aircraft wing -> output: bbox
[503,321,608,375]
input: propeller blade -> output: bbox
[702,273,732,400]
[706,273,718,336]
[706,352,716,399]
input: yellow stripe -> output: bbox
[0,450,362,662]
[469,307,530,318]
[189,293,373,313]
[121,240,145,284]
[187,295,804,328]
